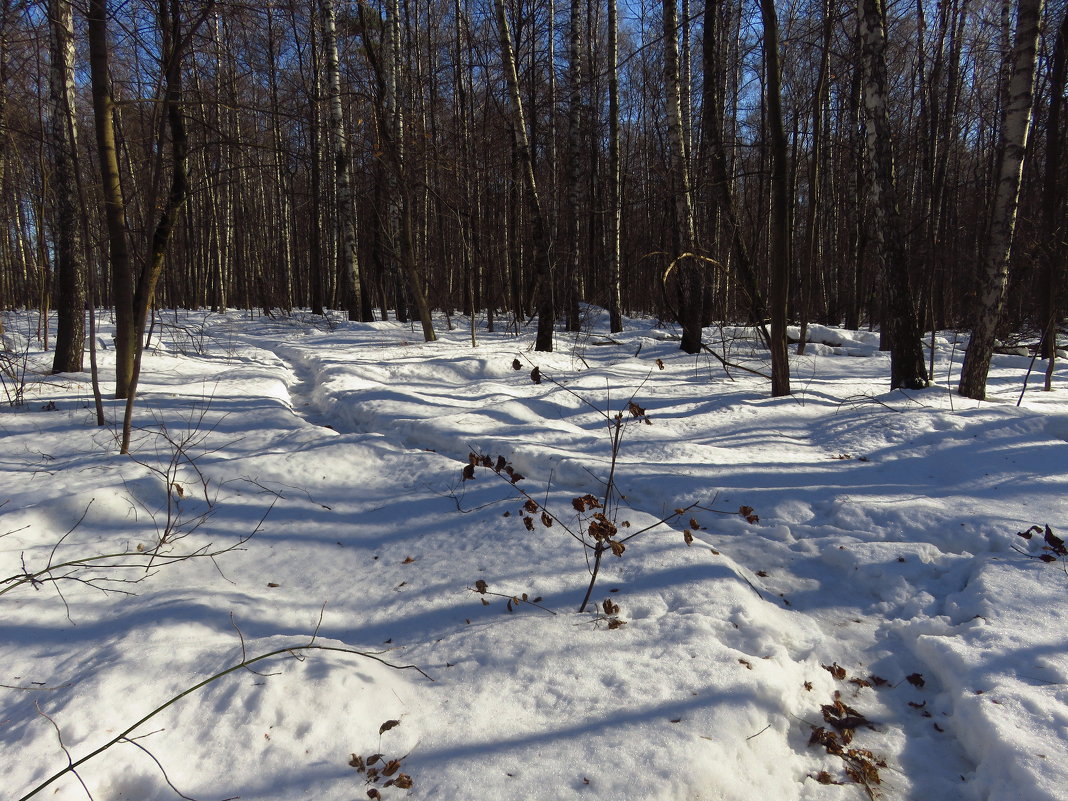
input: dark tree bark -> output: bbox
[760,0,790,396]
[663,0,702,354]
[494,0,554,352]
[1041,7,1067,390]
[607,0,623,333]
[87,0,135,398]
[700,0,770,341]
[119,0,198,454]
[858,0,929,389]
[48,0,85,374]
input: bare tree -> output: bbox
[958,0,1046,399]
[858,0,929,389]
[87,0,134,397]
[607,0,623,333]
[320,0,363,322]
[48,0,85,374]
[494,0,554,352]
[663,0,702,354]
[1041,6,1067,390]
[759,0,790,396]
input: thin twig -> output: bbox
[468,587,557,615]
[35,701,94,801]
[120,738,201,801]
[18,642,433,801]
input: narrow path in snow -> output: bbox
[272,346,332,430]
[223,322,996,797]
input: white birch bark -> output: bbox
[319,0,362,321]
[959,0,1045,399]
[48,0,85,373]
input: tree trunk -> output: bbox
[386,0,434,340]
[607,0,623,333]
[700,0,770,340]
[119,0,194,454]
[1041,7,1067,390]
[760,0,790,396]
[959,0,1044,399]
[49,0,85,374]
[664,0,702,354]
[494,0,554,351]
[565,0,584,333]
[858,0,929,389]
[320,0,363,322]
[798,0,832,354]
[87,0,135,398]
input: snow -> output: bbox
[3,308,1067,801]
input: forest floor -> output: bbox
[2,308,1067,801]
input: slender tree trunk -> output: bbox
[760,0,790,396]
[494,0,554,351]
[959,0,1044,399]
[49,0,85,374]
[565,0,584,332]
[664,0,702,354]
[120,0,193,454]
[454,0,477,344]
[265,1,293,312]
[798,0,832,354]
[320,0,363,322]
[387,0,434,340]
[87,0,136,398]
[858,0,929,389]
[607,0,623,333]
[700,0,770,340]
[1042,8,1067,389]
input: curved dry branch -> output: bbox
[18,641,433,801]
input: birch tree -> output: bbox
[48,0,85,374]
[319,0,363,322]
[663,0,702,354]
[958,0,1045,399]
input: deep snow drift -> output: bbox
[2,309,1066,801]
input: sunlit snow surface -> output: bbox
[2,309,1066,801]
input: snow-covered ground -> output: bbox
[2,308,1066,801]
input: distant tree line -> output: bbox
[0,0,1065,399]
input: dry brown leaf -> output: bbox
[822,662,847,680]
[389,774,413,789]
